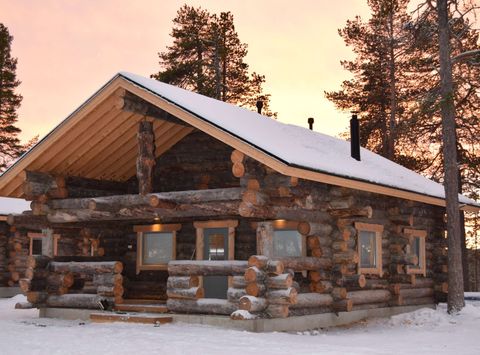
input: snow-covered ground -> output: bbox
[1,295,479,355]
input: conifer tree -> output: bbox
[153,5,275,116]
[0,23,25,171]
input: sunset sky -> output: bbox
[2,0,373,142]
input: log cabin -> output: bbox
[0,72,478,328]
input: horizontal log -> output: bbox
[266,287,298,305]
[47,273,74,288]
[308,270,330,282]
[49,261,123,274]
[329,206,373,218]
[167,276,200,289]
[346,290,391,305]
[309,280,333,293]
[50,188,242,211]
[331,287,347,300]
[247,255,268,269]
[47,199,243,223]
[266,304,289,318]
[266,274,293,289]
[274,257,332,271]
[15,302,34,309]
[401,296,435,306]
[166,298,237,315]
[230,310,257,320]
[227,287,247,302]
[297,222,333,236]
[97,284,125,297]
[238,296,268,312]
[232,276,248,289]
[332,250,359,264]
[332,299,353,312]
[166,287,203,300]
[92,273,123,287]
[245,283,266,297]
[6,214,50,229]
[335,275,366,289]
[399,287,434,299]
[290,293,333,309]
[168,260,248,276]
[244,267,266,283]
[46,294,109,309]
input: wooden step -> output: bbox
[90,312,172,324]
[114,303,168,313]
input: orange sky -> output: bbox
[1,0,372,142]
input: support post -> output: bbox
[137,120,155,195]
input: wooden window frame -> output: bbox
[28,232,60,256]
[133,223,181,274]
[404,228,427,276]
[355,222,383,276]
[194,220,238,287]
[254,220,306,258]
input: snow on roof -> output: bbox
[119,72,478,207]
[0,197,30,215]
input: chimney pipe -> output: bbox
[350,113,361,161]
[256,100,263,114]
[308,117,314,130]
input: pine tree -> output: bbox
[0,23,25,171]
[152,5,275,116]
[325,0,421,166]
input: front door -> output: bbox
[203,227,229,298]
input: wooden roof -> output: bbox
[0,73,478,212]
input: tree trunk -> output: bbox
[437,0,465,313]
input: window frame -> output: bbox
[404,228,427,276]
[28,232,60,256]
[133,223,181,274]
[355,222,383,276]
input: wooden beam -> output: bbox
[116,92,190,127]
[136,120,155,195]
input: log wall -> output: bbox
[148,131,239,192]
[0,222,9,286]
[228,153,446,316]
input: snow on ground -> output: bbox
[0,295,479,355]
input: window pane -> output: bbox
[208,233,225,260]
[142,232,173,265]
[359,231,376,268]
[273,230,302,257]
[411,237,421,268]
[32,239,43,255]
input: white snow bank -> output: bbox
[119,72,479,208]
[0,197,30,215]
[1,296,480,355]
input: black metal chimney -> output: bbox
[350,113,361,161]
[308,117,314,130]
[256,100,263,114]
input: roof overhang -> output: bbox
[0,73,478,212]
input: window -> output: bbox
[273,230,303,257]
[355,222,383,275]
[255,220,306,258]
[28,232,60,256]
[404,228,427,276]
[134,224,181,274]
